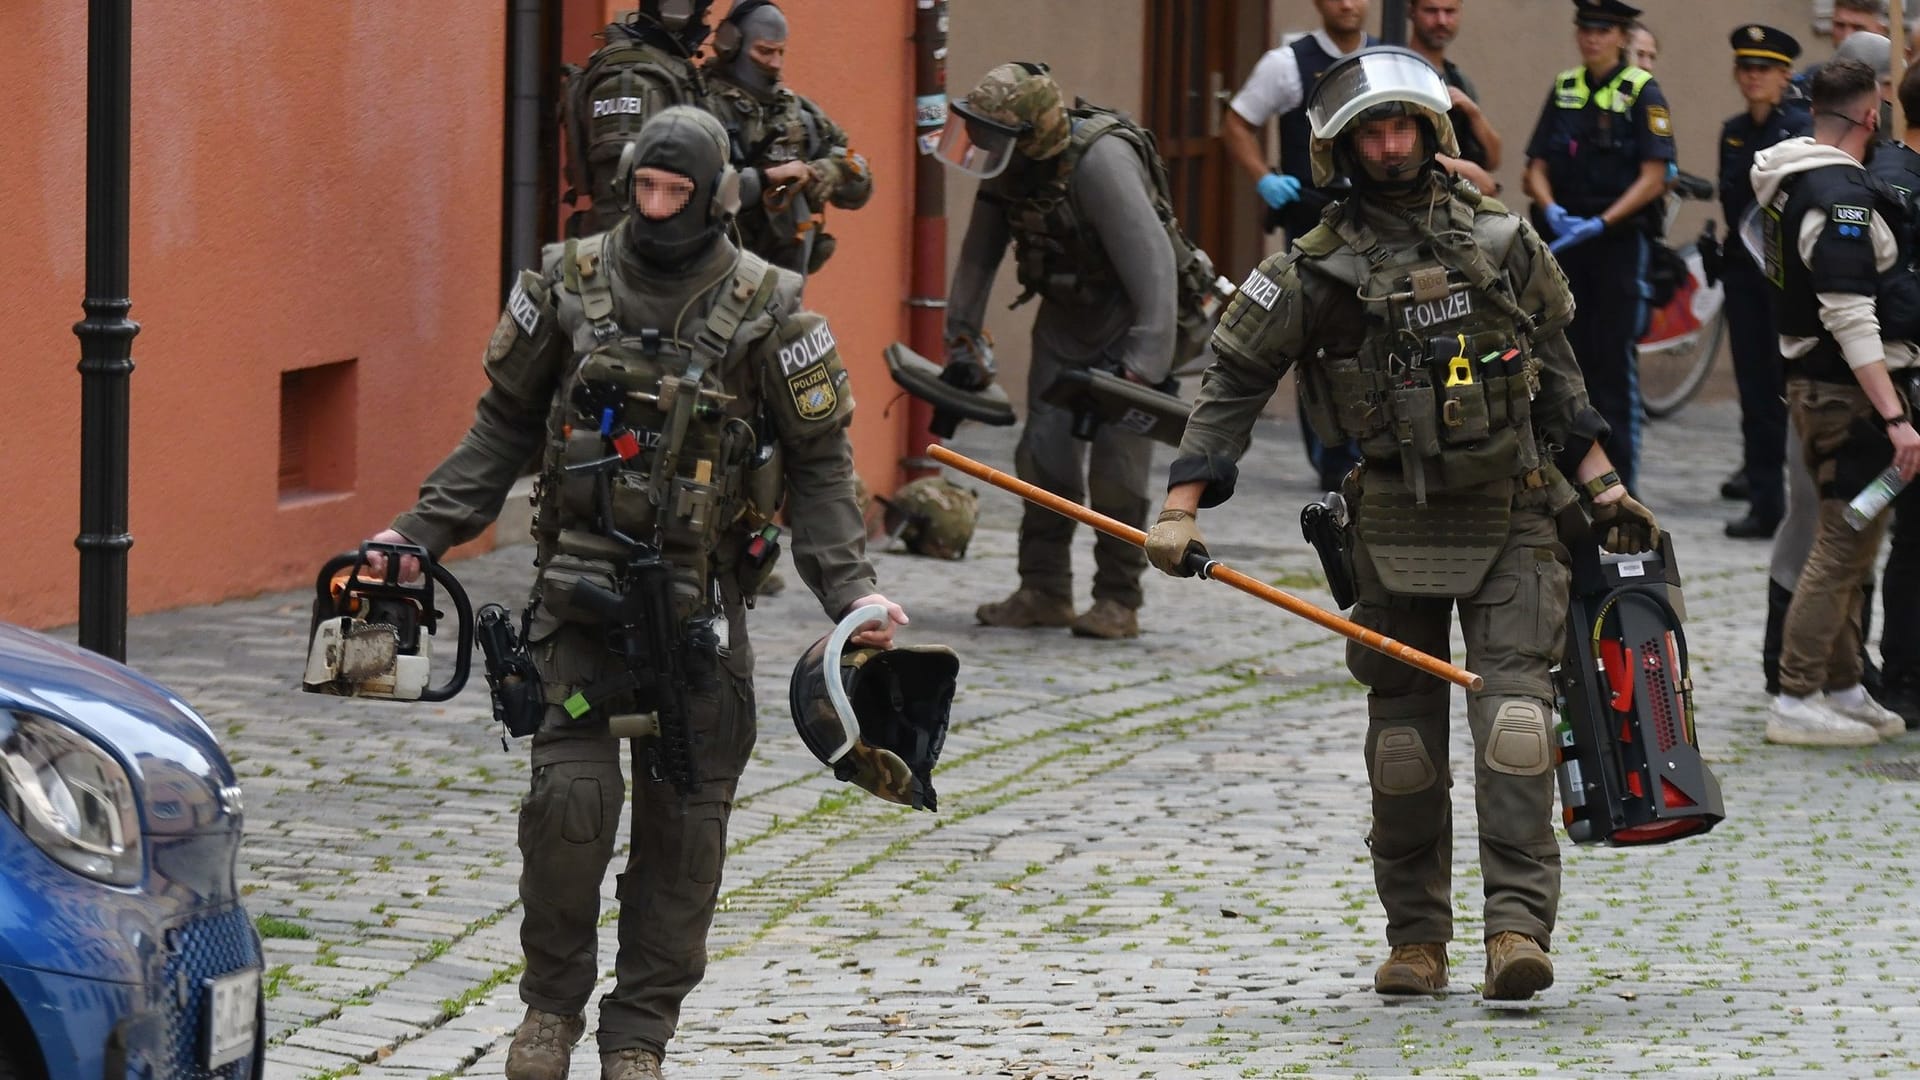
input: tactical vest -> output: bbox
[562,30,703,235]
[1764,163,1910,383]
[992,104,1221,363]
[535,235,782,595]
[1291,201,1552,595]
[711,80,836,272]
[1541,64,1655,221]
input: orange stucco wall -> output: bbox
[2,1,913,629]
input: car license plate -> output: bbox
[203,967,260,1069]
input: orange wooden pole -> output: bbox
[929,445,1484,692]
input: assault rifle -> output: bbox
[556,360,722,793]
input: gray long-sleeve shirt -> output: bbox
[947,134,1178,382]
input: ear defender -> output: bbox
[612,141,640,204]
[713,163,743,220]
[657,0,696,31]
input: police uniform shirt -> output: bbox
[1229,29,1375,126]
[1524,61,1677,217]
[1719,99,1812,230]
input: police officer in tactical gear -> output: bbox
[1715,25,1812,540]
[365,106,906,1080]
[1522,0,1676,496]
[565,0,716,236]
[1751,58,1919,747]
[939,61,1179,641]
[702,0,873,280]
[1146,47,1657,1001]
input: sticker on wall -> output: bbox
[916,94,948,129]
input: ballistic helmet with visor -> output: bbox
[789,605,957,811]
[937,62,1069,178]
[1306,46,1459,187]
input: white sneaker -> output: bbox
[1766,695,1879,747]
[1826,690,1907,739]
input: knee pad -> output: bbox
[1483,698,1552,777]
[1372,725,1438,795]
[524,759,623,846]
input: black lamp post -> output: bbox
[74,0,137,661]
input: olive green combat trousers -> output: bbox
[1346,509,1570,949]
[1014,349,1153,609]
[515,619,758,1057]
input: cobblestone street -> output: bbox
[112,400,1920,1079]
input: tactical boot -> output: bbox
[976,587,1074,628]
[601,1047,665,1080]
[1070,599,1140,640]
[1483,931,1554,1001]
[1373,943,1448,994]
[506,1007,585,1080]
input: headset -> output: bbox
[712,0,779,61]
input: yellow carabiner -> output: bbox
[1445,333,1473,387]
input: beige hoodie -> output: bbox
[1749,136,1918,371]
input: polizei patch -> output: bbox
[788,364,838,420]
[778,322,837,375]
[1832,205,1870,226]
[593,96,645,118]
[507,281,540,335]
[1239,269,1282,311]
[1401,289,1474,331]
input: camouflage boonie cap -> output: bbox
[966,62,1070,160]
[882,477,979,559]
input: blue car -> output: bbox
[0,623,263,1080]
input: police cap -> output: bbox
[1572,0,1641,29]
[1730,24,1801,68]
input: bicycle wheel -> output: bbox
[1638,244,1725,419]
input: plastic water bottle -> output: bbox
[1843,466,1908,531]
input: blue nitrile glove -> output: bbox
[1543,202,1575,237]
[1549,215,1606,253]
[1257,172,1302,210]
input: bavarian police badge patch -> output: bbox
[789,364,837,420]
[1648,105,1672,137]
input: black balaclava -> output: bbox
[726,4,789,98]
[625,106,733,271]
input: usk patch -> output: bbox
[788,364,838,420]
[1832,204,1870,226]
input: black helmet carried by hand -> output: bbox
[790,603,957,811]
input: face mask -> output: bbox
[624,107,730,270]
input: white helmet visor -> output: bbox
[1305,47,1454,141]
[936,101,1025,179]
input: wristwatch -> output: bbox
[1582,470,1623,499]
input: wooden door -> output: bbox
[1143,1,1241,275]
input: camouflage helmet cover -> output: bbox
[965,62,1071,160]
[880,477,979,559]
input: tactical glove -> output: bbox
[1549,215,1606,254]
[1590,491,1662,554]
[943,333,997,391]
[1146,508,1209,577]
[1697,226,1724,288]
[1257,172,1302,210]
